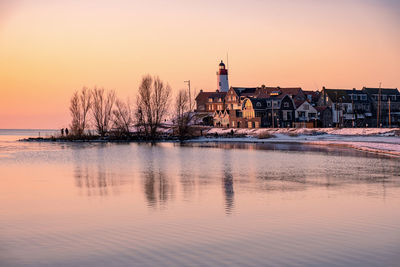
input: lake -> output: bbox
[0,129,399,266]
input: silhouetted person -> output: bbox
[61,128,64,136]
[65,128,69,135]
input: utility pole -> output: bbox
[351,93,355,128]
[184,80,191,111]
[377,82,381,128]
[271,99,275,128]
[389,97,391,128]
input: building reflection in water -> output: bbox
[222,150,235,215]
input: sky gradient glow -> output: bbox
[1,0,399,128]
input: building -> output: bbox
[217,60,229,92]
[225,87,258,110]
[362,87,400,127]
[227,93,296,128]
[256,86,306,102]
[318,87,372,127]
[294,100,318,127]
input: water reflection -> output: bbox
[222,150,235,215]
[2,136,400,267]
[72,145,125,197]
[139,144,174,209]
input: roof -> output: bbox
[243,95,293,110]
[256,87,303,99]
[362,87,400,95]
[303,90,321,103]
[195,91,227,103]
[232,87,258,96]
[246,98,268,109]
[315,106,329,112]
[294,99,307,108]
[324,88,369,103]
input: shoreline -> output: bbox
[19,132,400,158]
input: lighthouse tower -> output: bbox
[217,60,229,92]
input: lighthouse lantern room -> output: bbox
[217,60,229,92]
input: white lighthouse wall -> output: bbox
[218,74,229,92]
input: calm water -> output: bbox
[0,129,400,267]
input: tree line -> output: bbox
[68,75,194,141]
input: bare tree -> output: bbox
[69,91,81,136]
[112,98,133,137]
[91,87,116,137]
[69,87,92,136]
[135,75,171,140]
[80,87,92,134]
[174,89,194,141]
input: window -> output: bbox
[267,102,271,107]
[284,102,289,108]
[208,98,213,102]
[256,102,262,108]
[382,95,387,101]
[304,104,309,110]
[361,95,367,101]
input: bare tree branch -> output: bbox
[92,87,116,137]
[174,89,194,141]
[112,98,133,137]
[69,87,92,136]
[135,75,171,140]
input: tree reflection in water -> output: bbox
[140,144,174,209]
[73,145,124,197]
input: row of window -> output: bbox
[372,95,398,101]
[208,98,223,102]
[349,94,367,101]
[207,104,223,111]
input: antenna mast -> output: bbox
[377,82,381,128]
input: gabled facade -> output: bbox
[213,110,230,128]
[295,100,318,122]
[226,94,296,128]
[224,87,258,110]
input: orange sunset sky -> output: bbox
[1,0,399,129]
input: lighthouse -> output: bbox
[217,60,229,92]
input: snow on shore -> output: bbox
[206,127,398,137]
[196,127,400,156]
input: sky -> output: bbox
[0,0,399,129]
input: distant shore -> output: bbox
[20,127,400,157]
